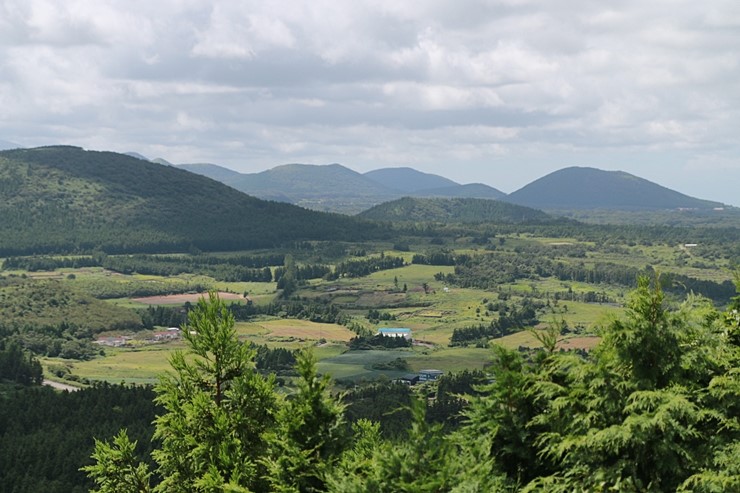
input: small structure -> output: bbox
[377,328,412,339]
[94,336,131,348]
[419,369,444,382]
[153,329,181,342]
[396,374,420,385]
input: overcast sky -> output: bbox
[1,1,739,205]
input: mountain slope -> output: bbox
[359,197,553,224]
[0,146,382,255]
[505,167,723,210]
[227,163,398,212]
[412,183,506,200]
[363,167,458,192]
[175,163,244,183]
[0,139,22,150]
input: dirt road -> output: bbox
[43,379,81,392]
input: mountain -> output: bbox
[363,167,458,192]
[358,197,553,224]
[0,139,22,150]
[411,183,506,200]
[175,163,244,183]
[125,151,149,161]
[171,163,509,214]
[226,163,398,213]
[0,146,382,255]
[505,167,724,210]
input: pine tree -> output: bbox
[152,292,278,492]
[264,349,347,492]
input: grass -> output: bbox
[44,345,183,385]
[236,319,355,344]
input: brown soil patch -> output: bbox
[132,292,246,305]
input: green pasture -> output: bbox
[235,319,355,345]
[43,346,182,386]
[317,349,419,381]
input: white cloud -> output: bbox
[0,0,739,205]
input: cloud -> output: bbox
[0,0,739,205]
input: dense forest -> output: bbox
[0,147,385,255]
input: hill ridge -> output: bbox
[505,166,723,210]
[0,146,381,255]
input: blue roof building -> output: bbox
[377,327,412,339]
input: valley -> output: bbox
[1,146,738,491]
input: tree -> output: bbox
[152,292,278,492]
[264,350,347,492]
[84,292,279,492]
[83,430,151,493]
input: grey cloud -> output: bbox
[1,0,739,205]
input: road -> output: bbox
[43,379,81,392]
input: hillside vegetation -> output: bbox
[0,147,382,255]
[506,166,724,210]
[359,197,553,223]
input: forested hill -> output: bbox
[358,197,554,224]
[0,146,384,255]
[505,166,724,210]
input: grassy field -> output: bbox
[236,319,355,344]
[19,237,734,388]
[43,345,184,385]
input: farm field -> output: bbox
[5,226,737,388]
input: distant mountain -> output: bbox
[175,163,244,183]
[505,167,724,210]
[411,183,506,200]
[124,152,149,161]
[226,163,398,213]
[0,139,22,150]
[359,197,553,224]
[363,167,458,192]
[0,146,383,255]
[171,163,510,214]
[151,157,173,166]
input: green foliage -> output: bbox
[0,146,385,255]
[264,350,347,492]
[83,429,152,493]
[0,340,43,385]
[359,197,553,224]
[348,333,412,350]
[0,383,158,493]
[152,292,278,492]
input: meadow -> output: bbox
[7,230,736,387]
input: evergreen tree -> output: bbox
[264,350,347,492]
[152,292,278,492]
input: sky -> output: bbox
[1,1,739,206]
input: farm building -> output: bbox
[153,329,181,342]
[377,327,412,339]
[419,369,444,382]
[396,374,420,385]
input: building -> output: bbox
[377,327,412,339]
[419,369,444,382]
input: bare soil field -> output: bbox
[132,291,246,304]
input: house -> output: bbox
[396,374,420,385]
[153,330,181,342]
[377,327,412,339]
[419,369,444,382]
